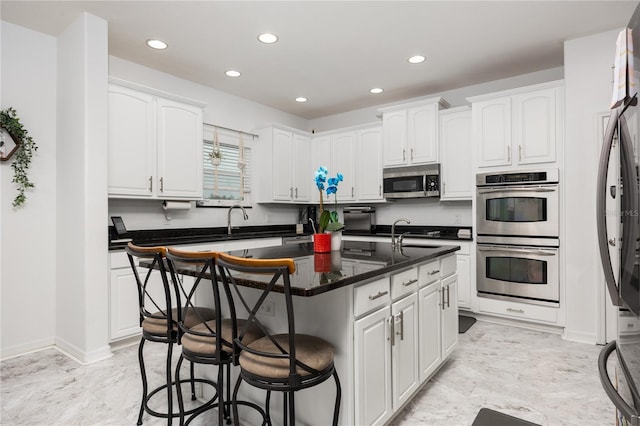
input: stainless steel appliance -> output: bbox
[475,169,561,305]
[597,5,640,424]
[343,206,376,232]
[383,164,440,199]
[476,169,559,238]
[476,236,560,306]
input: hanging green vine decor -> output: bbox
[0,108,38,207]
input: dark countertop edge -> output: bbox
[160,245,461,297]
[343,230,473,242]
[294,245,460,297]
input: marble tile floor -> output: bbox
[1,320,617,426]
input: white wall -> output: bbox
[563,29,621,344]
[1,21,58,358]
[55,13,111,363]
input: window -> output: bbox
[197,125,252,207]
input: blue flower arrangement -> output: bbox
[314,166,345,233]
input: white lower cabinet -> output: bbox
[391,293,419,409]
[354,305,393,426]
[354,256,457,426]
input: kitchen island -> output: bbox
[144,240,460,426]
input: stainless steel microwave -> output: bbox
[383,164,440,199]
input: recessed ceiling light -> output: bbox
[258,33,279,44]
[370,88,384,94]
[408,55,426,64]
[146,39,167,50]
[295,97,308,103]
[225,70,241,77]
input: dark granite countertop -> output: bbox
[148,241,459,297]
[109,224,312,251]
[344,225,472,241]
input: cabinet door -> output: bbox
[440,109,472,200]
[408,104,438,164]
[354,306,392,426]
[474,97,512,168]
[310,136,331,205]
[330,132,356,201]
[156,97,203,199]
[293,133,310,202]
[357,127,383,201]
[513,88,557,165]
[456,255,471,309]
[108,85,155,197]
[272,128,294,201]
[418,283,442,381]
[441,274,459,360]
[110,267,143,340]
[391,293,419,410]
[382,110,407,167]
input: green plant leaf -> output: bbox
[325,222,344,232]
[318,210,331,233]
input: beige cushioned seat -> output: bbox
[181,319,265,355]
[142,307,216,335]
[239,334,335,379]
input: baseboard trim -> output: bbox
[0,337,56,361]
[562,329,597,345]
[472,313,564,335]
[54,337,112,365]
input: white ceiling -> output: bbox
[2,1,638,119]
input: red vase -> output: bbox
[313,233,331,253]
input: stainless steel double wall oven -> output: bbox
[476,169,560,306]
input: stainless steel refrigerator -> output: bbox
[597,5,640,425]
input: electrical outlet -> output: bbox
[258,300,275,317]
[453,214,461,225]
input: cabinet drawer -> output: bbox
[418,260,440,287]
[110,251,129,269]
[478,297,559,324]
[440,254,456,278]
[619,313,640,336]
[354,277,391,318]
[391,268,418,300]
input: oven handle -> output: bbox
[478,246,557,256]
[477,186,557,194]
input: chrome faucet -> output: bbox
[391,218,411,250]
[227,204,248,235]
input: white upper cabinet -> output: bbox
[330,131,357,202]
[469,81,563,169]
[310,135,331,205]
[108,80,204,200]
[256,125,310,203]
[357,127,384,201]
[439,106,472,200]
[380,97,449,167]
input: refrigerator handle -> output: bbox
[598,341,640,425]
[596,108,623,307]
[617,113,639,298]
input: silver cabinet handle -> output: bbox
[443,182,446,195]
[368,290,388,301]
[446,285,450,308]
[518,145,522,162]
[352,187,354,197]
[295,187,298,199]
[440,288,445,310]
[379,185,382,196]
[410,147,414,160]
[149,176,153,192]
[402,278,418,287]
[290,187,293,198]
[398,311,404,341]
[403,148,406,162]
[389,316,395,346]
[507,145,511,162]
[428,270,440,276]
[506,307,524,314]
[160,177,164,192]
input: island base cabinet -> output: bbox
[391,293,419,410]
[354,306,393,426]
[441,274,459,360]
[418,283,442,381]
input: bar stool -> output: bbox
[216,252,342,426]
[125,243,217,425]
[165,247,267,425]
